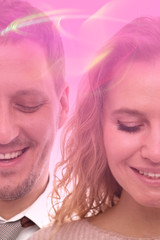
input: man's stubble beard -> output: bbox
[0,171,37,201]
[0,141,51,201]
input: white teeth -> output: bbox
[148,173,155,177]
[144,172,148,176]
[0,150,23,160]
[4,153,11,160]
[155,173,160,178]
[138,170,160,179]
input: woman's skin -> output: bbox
[90,60,160,237]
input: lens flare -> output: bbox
[0,9,90,38]
[86,47,113,72]
[0,5,126,40]
[0,2,132,79]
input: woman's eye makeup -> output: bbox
[117,120,143,133]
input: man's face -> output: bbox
[0,40,65,201]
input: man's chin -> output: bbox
[0,175,37,201]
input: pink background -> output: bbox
[25,0,160,105]
[23,0,160,168]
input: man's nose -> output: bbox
[0,107,19,144]
[141,128,160,163]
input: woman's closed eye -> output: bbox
[117,120,143,133]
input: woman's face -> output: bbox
[102,60,160,208]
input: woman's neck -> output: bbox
[89,190,160,237]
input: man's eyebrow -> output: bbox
[13,89,46,97]
[112,108,146,117]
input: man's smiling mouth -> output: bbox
[0,148,28,162]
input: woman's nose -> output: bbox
[141,127,160,163]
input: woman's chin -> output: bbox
[136,196,160,209]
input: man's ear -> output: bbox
[58,83,69,129]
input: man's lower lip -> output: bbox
[131,168,160,186]
[0,149,28,167]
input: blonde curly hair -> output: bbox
[51,17,160,225]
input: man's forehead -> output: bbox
[0,39,46,59]
[0,40,57,98]
[0,40,52,79]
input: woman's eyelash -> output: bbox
[117,120,142,133]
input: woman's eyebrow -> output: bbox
[112,108,146,117]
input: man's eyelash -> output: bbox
[117,120,142,133]
[15,104,42,113]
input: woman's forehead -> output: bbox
[103,61,160,112]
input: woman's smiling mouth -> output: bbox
[131,167,160,182]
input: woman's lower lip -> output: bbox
[131,168,160,187]
[0,149,28,167]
